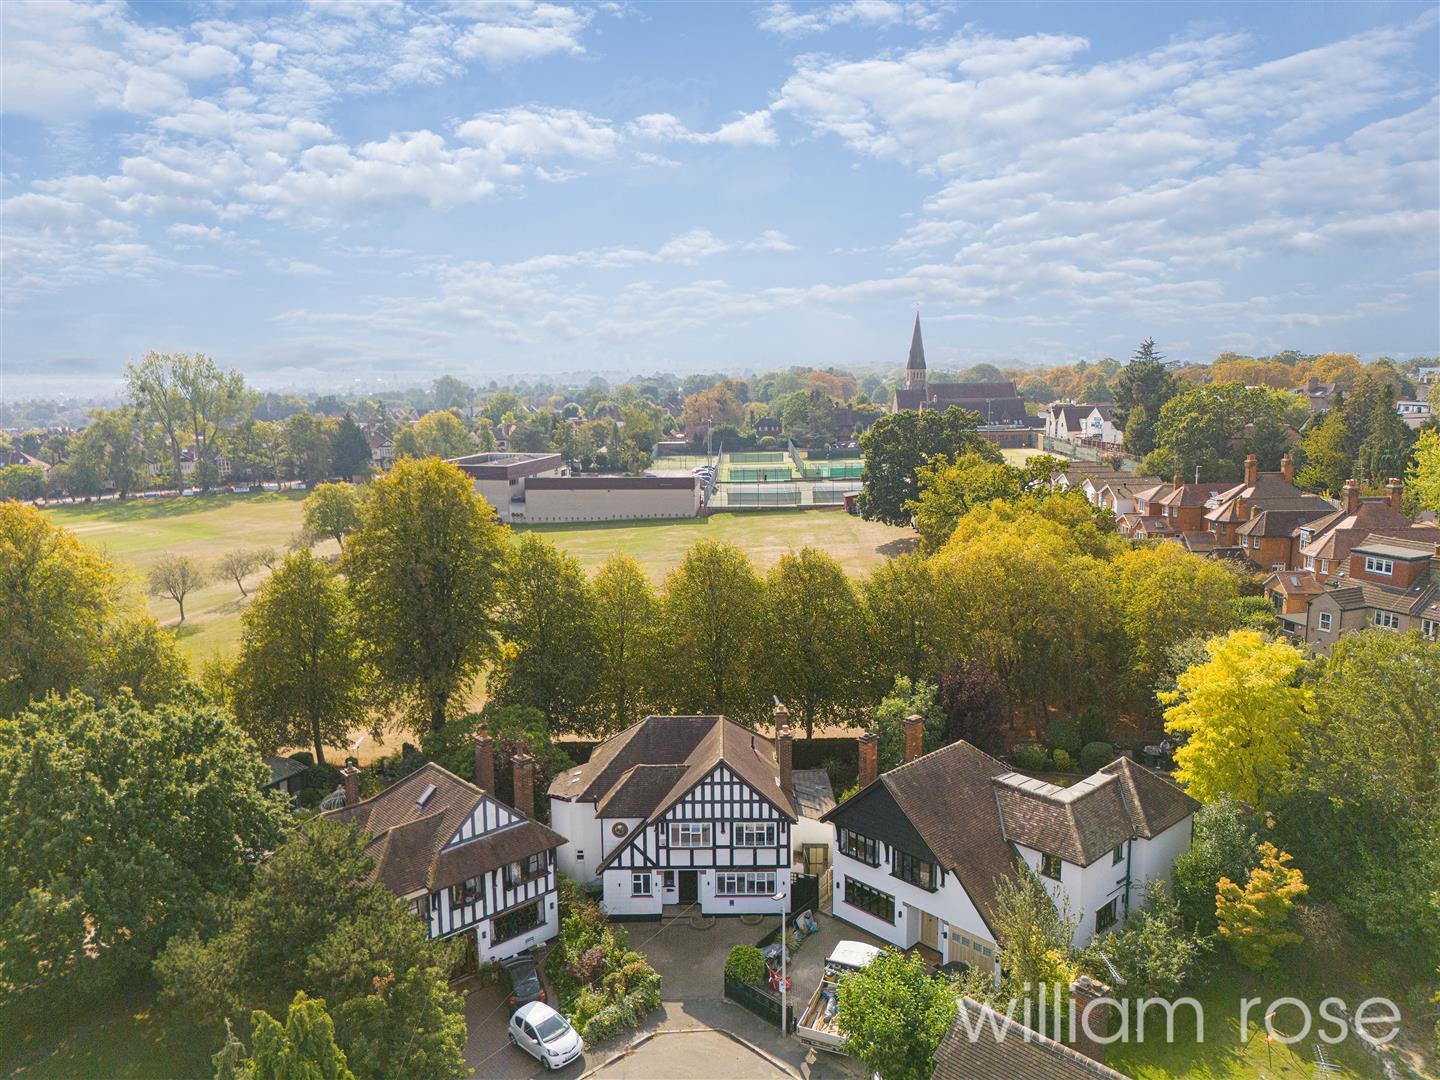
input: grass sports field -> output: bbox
[43,493,913,661]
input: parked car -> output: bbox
[508,1001,584,1070]
[501,954,547,1012]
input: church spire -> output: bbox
[906,311,927,392]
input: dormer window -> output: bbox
[1364,556,1394,576]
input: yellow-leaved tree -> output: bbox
[1159,629,1310,807]
[1215,842,1308,970]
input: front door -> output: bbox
[678,870,698,905]
[920,910,940,951]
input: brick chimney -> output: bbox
[777,724,793,797]
[512,753,535,819]
[1171,473,1182,491]
[773,700,789,734]
[473,728,495,792]
[1281,451,1295,484]
[1387,478,1403,512]
[1069,975,1114,1064]
[903,715,925,764]
[341,766,360,807]
[1244,454,1258,488]
[858,732,878,788]
[1343,479,1359,515]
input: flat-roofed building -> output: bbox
[447,452,700,523]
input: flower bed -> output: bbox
[543,881,662,1045]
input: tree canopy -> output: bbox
[835,949,955,1080]
[857,406,1001,526]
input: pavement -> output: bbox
[462,907,885,1080]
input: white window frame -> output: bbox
[1423,619,1438,640]
[1318,611,1332,632]
[668,822,713,848]
[631,872,652,897]
[714,871,777,897]
[1364,556,1394,576]
[1373,611,1400,630]
[733,822,777,848]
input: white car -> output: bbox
[508,1000,584,1070]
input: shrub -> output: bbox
[1081,882,1208,999]
[1077,705,1109,747]
[1045,716,1081,753]
[1051,748,1075,772]
[725,945,767,985]
[1080,741,1115,773]
[1012,744,1048,772]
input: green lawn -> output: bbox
[4,981,211,1080]
[1109,957,1381,1080]
[44,494,913,660]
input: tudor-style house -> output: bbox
[323,741,565,965]
[823,721,1198,965]
[548,715,798,918]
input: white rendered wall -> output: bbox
[829,849,994,960]
[478,895,559,962]
[550,798,601,884]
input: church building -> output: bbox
[890,314,1028,426]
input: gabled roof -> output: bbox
[1203,473,1331,523]
[1350,533,1438,561]
[324,761,564,896]
[1297,501,1438,563]
[933,999,1130,1080]
[993,759,1198,867]
[792,768,837,820]
[1264,569,1324,597]
[823,741,1017,934]
[264,755,307,787]
[1237,507,1332,539]
[1158,482,1220,508]
[595,764,691,818]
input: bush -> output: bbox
[1077,705,1109,747]
[725,945,767,985]
[1051,748,1074,772]
[1080,741,1115,773]
[1012,744,1048,772]
[1045,716,1081,753]
[1080,882,1208,999]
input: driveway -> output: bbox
[583,1030,790,1078]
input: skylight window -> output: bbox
[415,783,437,809]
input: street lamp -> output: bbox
[772,887,789,1035]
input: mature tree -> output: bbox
[679,383,745,437]
[1294,408,1351,493]
[0,463,46,501]
[126,352,252,490]
[992,870,1079,1020]
[1,693,288,1023]
[304,482,365,550]
[430,375,474,411]
[1170,796,1262,935]
[393,411,471,461]
[870,677,944,773]
[1153,383,1299,479]
[283,413,336,484]
[491,533,602,729]
[233,552,369,766]
[1278,630,1440,956]
[217,549,262,597]
[835,949,954,1080]
[72,407,148,497]
[148,552,209,623]
[658,540,766,723]
[214,991,357,1080]
[1405,428,1440,514]
[345,458,508,733]
[860,553,957,688]
[938,659,1007,755]
[1216,842,1307,971]
[1111,339,1176,455]
[590,554,661,735]
[909,453,1024,552]
[1108,544,1238,715]
[764,547,865,737]
[157,820,467,1080]
[1355,386,1415,483]
[87,614,193,709]
[1161,630,1309,807]
[857,406,1000,525]
[255,546,281,571]
[0,502,117,714]
[330,414,374,479]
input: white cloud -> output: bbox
[451,2,592,65]
[758,1,938,37]
[628,109,777,147]
[455,107,618,159]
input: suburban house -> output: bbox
[822,722,1198,966]
[323,745,565,965]
[1194,454,1333,558]
[1089,475,1162,517]
[548,714,798,918]
[263,755,308,805]
[1265,532,1440,651]
[1292,479,1438,576]
[753,416,782,439]
[1397,399,1432,430]
[1043,403,1123,446]
[1300,376,1338,415]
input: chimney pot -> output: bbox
[857,732,878,789]
[903,714,925,764]
[1344,479,1359,515]
[512,753,535,819]
[1387,478,1403,512]
[473,728,495,793]
[777,725,793,796]
[341,766,360,807]
[1244,454,1258,488]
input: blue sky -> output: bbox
[2,1,1437,397]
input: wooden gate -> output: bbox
[818,868,833,914]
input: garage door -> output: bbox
[946,929,997,970]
